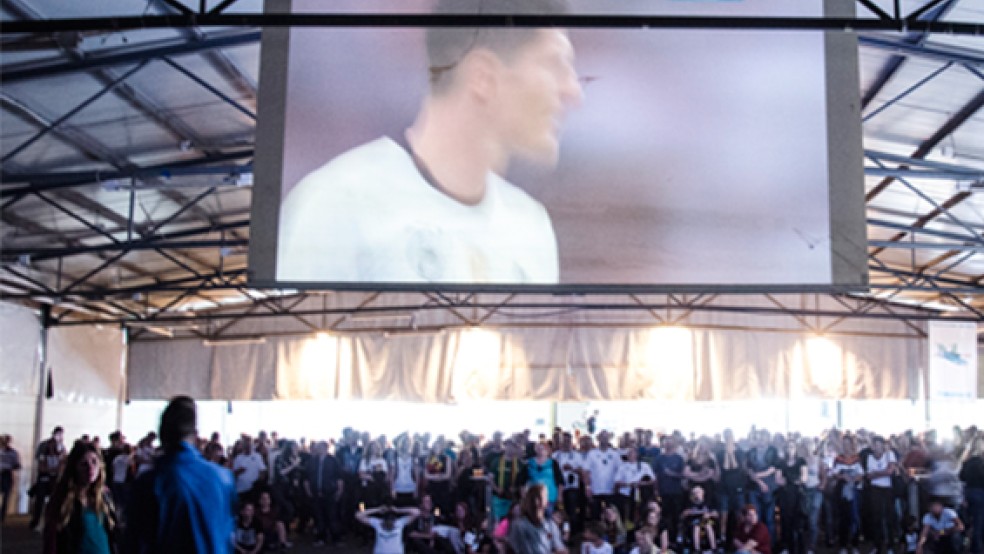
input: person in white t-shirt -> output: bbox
[553,432,586,532]
[233,436,268,497]
[865,436,899,553]
[357,505,421,554]
[276,0,583,285]
[613,447,655,525]
[585,432,622,520]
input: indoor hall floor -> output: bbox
[0,514,375,554]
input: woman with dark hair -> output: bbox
[43,441,118,554]
[508,483,567,554]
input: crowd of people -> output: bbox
[2,399,982,554]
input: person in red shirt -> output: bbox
[733,505,771,554]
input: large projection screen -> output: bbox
[249,0,867,293]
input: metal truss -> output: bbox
[2,0,983,329]
[1,0,983,35]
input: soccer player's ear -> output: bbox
[464,48,502,103]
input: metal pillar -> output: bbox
[31,305,51,484]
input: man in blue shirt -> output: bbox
[125,396,237,553]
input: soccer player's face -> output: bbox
[495,30,582,166]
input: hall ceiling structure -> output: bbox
[1,0,983,341]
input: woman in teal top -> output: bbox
[525,442,565,516]
[44,441,117,554]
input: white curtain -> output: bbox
[128,326,926,401]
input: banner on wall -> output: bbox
[928,321,978,400]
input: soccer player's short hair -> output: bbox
[427,0,571,93]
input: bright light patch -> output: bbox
[297,332,338,398]
[805,335,843,394]
[644,326,694,397]
[452,328,501,401]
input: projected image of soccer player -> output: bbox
[277,0,583,284]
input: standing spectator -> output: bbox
[102,432,125,484]
[31,426,66,530]
[360,441,391,509]
[425,437,455,517]
[585,431,621,521]
[747,429,781,545]
[108,445,133,526]
[718,429,747,542]
[776,439,805,554]
[305,440,343,547]
[655,435,687,541]
[132,434,157,478]
[126,395,237,553]
[1,434,22,524]
[553,432,586,533]
[336,428,364,536]
[916,499,964,554]
[865,436,898,554]
[508,484,567,554]
[612,447,654,526]
[271,440,302,529]
[392,437,420,507]
[798,438,825,554]
[233,436,267,501]
[831,436,863,554]
[959,435,984,554]
[526,442,564,517]
[488,439,526,522]
[684,439,720,521]
[43,441,117,554]
[733,505,772,554]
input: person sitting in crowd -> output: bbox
[600,505,628,554]
[680,485,719,553]
[43,441,117,554]
[582,522,614,554]
[733,505,771,554]
[256,490,292,551]
[506,484,567,554]
[235,502,264,554]
[628,528,658,554]
[356,503,421,554]
[916,498,965,554]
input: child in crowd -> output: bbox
[680,486,719,552]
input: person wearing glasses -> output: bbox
[277,0,583,284]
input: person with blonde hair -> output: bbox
[43,441,117,554]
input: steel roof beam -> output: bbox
[2,13,982,35]
[0,30,260,84]
[41,297,977,328]
[865,88,984,202]
[147,0,258,99]
[859,0,958,110]
[859,35,984,66]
